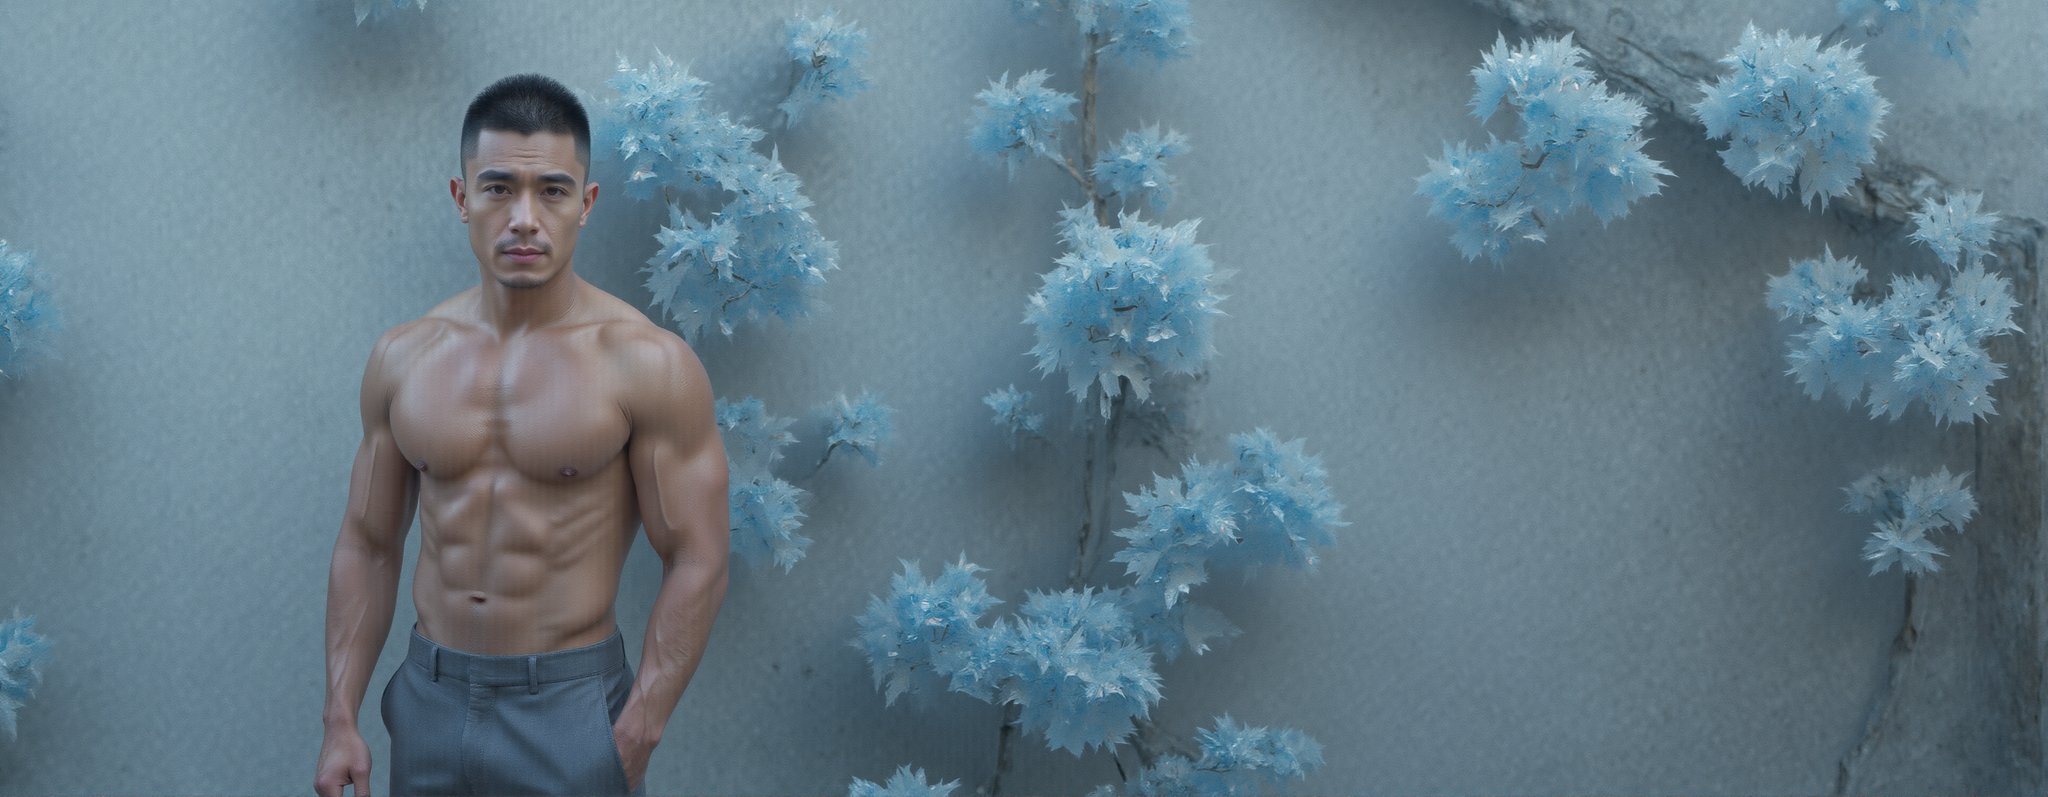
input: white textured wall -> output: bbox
[0,0,2036,794]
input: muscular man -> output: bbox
[314,74,730,797]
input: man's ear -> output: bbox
[450,177,469,224]
[580,182,599,228]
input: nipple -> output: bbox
[561,466,578,477]
[415,460,428,473]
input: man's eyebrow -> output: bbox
[472,169,579,185]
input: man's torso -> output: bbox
[384,283,655,656]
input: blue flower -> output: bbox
[969,70,1079,181]
[1844,467,1975,576]
[1419,34,1670,262]
[851,557,1002,705]
[1692,25,1889,208]
[983,385,1047,448]
[779,9,872,127]
[820,390,895,467]
[0,608,52,743]
[1769,248,2017,425]
[1908,191,2000,270]
[1025,207,1229,417]
[602,52,839,340]
[0,240,59,381]
[1074,0,1198,64]
[1094,124,1191,212]
[1002,587,1162,755]
[716,396,798,475]
[1123,715,1325,796]
[848,765,960,797]
[729,476,810,571]
[1213,429,1350,572]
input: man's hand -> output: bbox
[315,727,374,797]
[613,720,658,792]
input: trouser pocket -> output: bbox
[594,664,638,792]
[383,664,464,796]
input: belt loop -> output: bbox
[527,656,540,694]
[429,647,440,682]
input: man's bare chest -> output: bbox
[388,328,631,486]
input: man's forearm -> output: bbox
[618,557,728,741]
[323,536,402,729]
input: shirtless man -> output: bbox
[314,74,730,797]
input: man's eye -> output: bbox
[546,187,567,196]
[484,185,509,195]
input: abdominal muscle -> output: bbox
[392,303,646,657]
[411,456,639,656]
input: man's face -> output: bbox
[450,129,598,289]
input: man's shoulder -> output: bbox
[369,292,475,374]
[378,315,456,360]
[604,322,703,396]
[590,291,693,363]
[596,311,708,425]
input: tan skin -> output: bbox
[314,129,730,796]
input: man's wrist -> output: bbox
[324,711,358,731]
[615,711,663,745]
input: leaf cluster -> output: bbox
[1095,715,1325,797]
[1094,124,1191,213]
[847,764,960,797]
[1766,247,2019,425]
[852,557,1161,756]
[1115,430,1350,660]
[851,431,1345,755]
[1007,0,1198,64]
[983,384,1048,448]
[1417,34,1671,262]
[601,52,840,341]
[1908,190,2000,271]
[819,389,896,467]
[779,9,873,127]
[969,70,1080,181]
[715,397,811,571]
[0,608,51,743]
[1691,25,1890,209]
[1843,466,1976,575]
[0,240,59,381]
[1025,207,1230,418]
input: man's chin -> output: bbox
[496,272,547,289]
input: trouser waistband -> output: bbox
[405,622,626,694]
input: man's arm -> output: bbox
[615,326,730,745]
[322,327,421,730]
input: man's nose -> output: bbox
[508,192,540,235]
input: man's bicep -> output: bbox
[628,334,728,568]
[342,329,419,554]
[667,426,730,566]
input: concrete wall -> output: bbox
[0,1,2038,794]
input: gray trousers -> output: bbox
[382,623,648,797]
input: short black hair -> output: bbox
[459,74,591,178]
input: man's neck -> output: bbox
[476,269,580,337]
